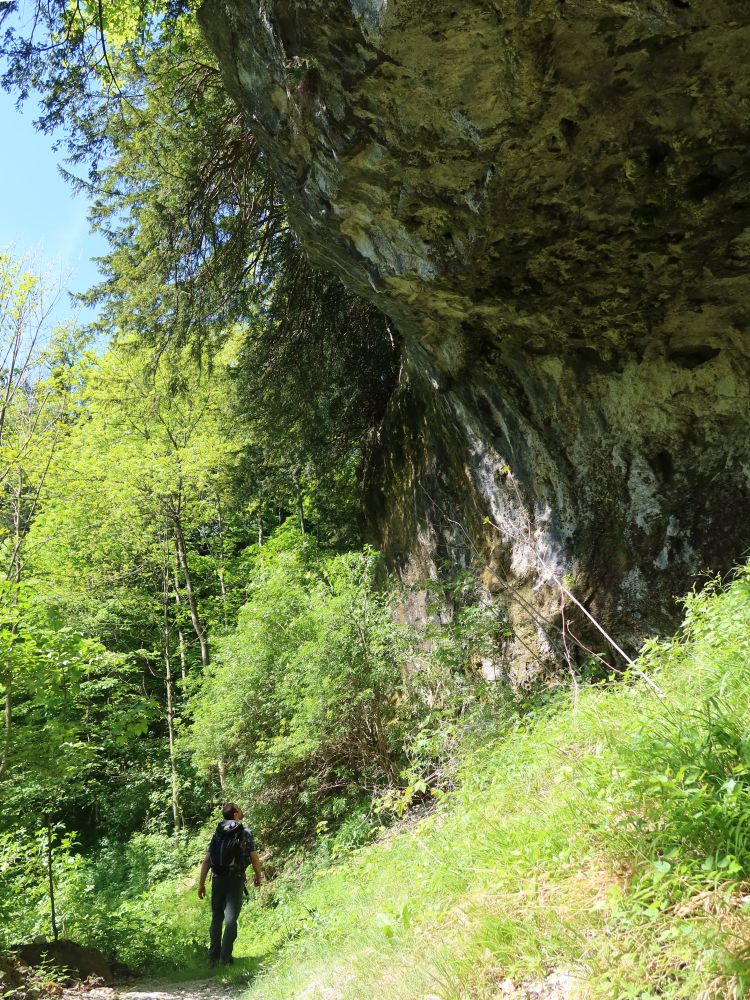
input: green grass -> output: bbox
[218,569,750,999]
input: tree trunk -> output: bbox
[0,681,11,778]
[177,628,187,683]
[172,562,188,682]
[164,645,182,830]
[173,516,210,667]
[163,550,183,830]
[0,471,23,777]
[295,470,305,535]
[46,818,58,942]
[9,466,22,585]
[215,492,228,626]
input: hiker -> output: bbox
[198,803,263,966]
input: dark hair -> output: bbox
[222,802,239,820]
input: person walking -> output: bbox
[198,803,262,966]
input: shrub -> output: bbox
[187,525,412,850]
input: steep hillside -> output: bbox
[221,566,750,998]
[8,555,747,998]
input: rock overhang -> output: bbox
[198,0,750,658]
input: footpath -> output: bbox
[66,982,240,1000]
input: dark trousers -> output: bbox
[209,873,245,962]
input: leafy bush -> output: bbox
[188,526,514,852]
[0,823,208,970]
[0,826,82,949]
[188,525,413,850]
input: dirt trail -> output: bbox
[64,968,581,1000]
[66,981,241,1000]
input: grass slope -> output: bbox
[225,569,750,999]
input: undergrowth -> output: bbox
[14,567,750,998]
[218,566,750,998]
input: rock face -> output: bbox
[198,0,750,663]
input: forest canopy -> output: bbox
[1,0,400,477]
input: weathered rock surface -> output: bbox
[198,0,750,663]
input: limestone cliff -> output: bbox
[198,0,750,666]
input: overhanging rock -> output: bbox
[198,0,750,658]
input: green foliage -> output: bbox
[382,574,517,816]
[189,524,412,850]
[60,832,209,969]
[0,825,209,970]
[185,563,750,1000]
[598,569,750,912]
[0,606,158,822]
[0,825,79,949]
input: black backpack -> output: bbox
[209,821,246,875]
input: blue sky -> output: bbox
[0,87,107,324]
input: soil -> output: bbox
[65,981,241,1000]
